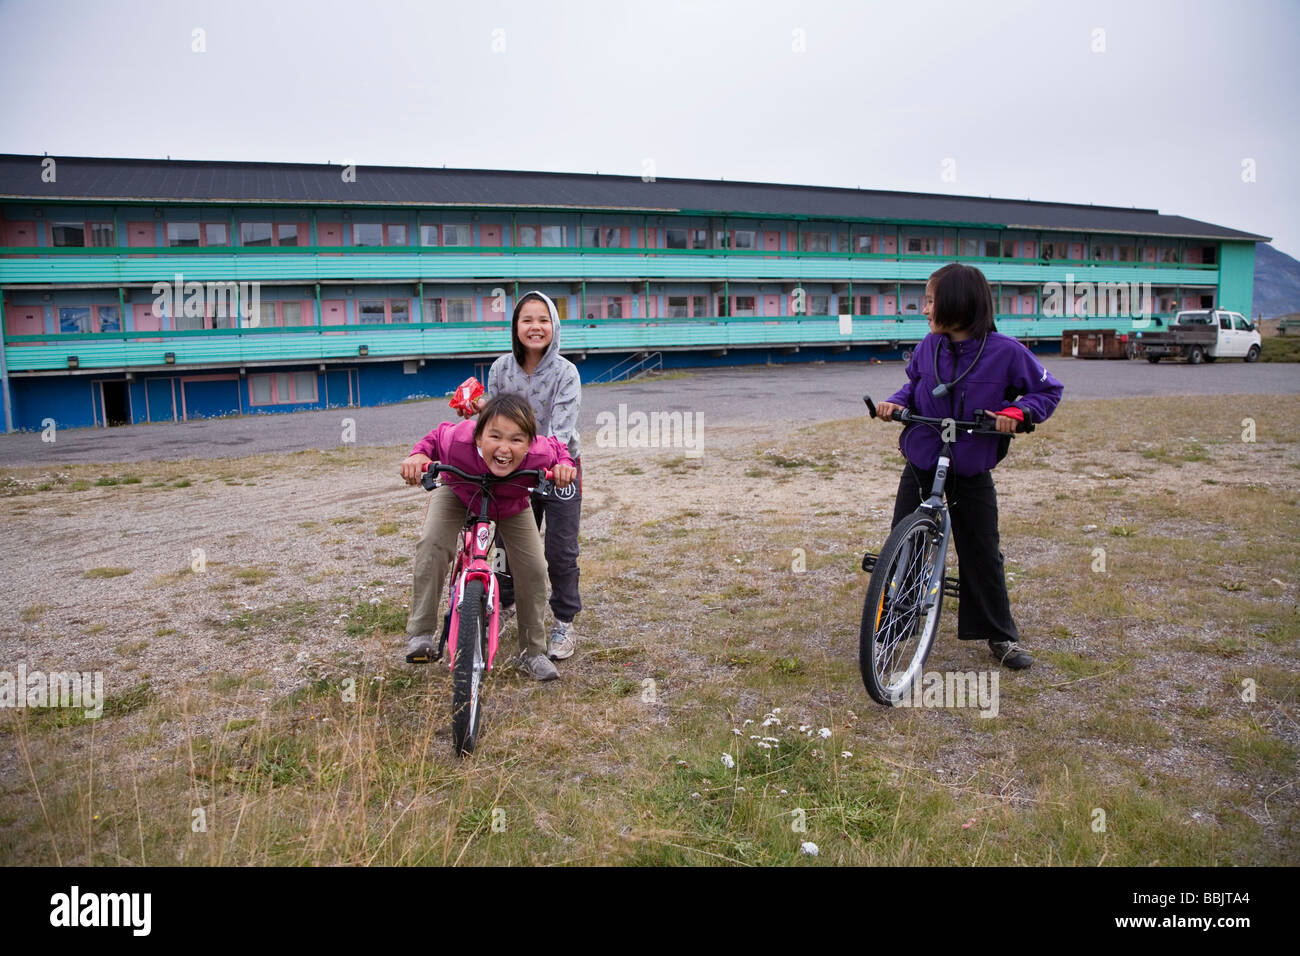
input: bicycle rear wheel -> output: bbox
[451,578,488,756]
[859,511,945,706]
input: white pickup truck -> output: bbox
[1136,309,1262,364]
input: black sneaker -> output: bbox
[405,632,436,664]
[989,639,1033,670]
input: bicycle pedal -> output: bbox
[861,552,879,573]
[942,577,960,598]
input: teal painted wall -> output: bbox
[1218,242,1256,316]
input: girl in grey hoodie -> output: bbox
[469,290,584,660]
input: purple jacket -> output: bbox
[886,332,1063,476]
[410,420,573,519]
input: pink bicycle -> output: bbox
[418,462,554,755]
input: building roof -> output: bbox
[0,153,1270,242]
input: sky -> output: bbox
[1,0,1297,256]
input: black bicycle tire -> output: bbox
[451,578,487,756]
[859,511,945,706]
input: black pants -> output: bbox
[497,460,582,623]
[890,463,1019,644]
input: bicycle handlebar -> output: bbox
[420,461,554,493]
[863,395,1033,434]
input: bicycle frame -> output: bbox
[446,513,501,675]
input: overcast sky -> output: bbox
[2,0,1297,256]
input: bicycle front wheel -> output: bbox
[859,511,945,706]
[451,578,488,756]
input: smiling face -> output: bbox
[476,413,531,476]
[516,299,553,356]
[923,278,940,334]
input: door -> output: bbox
[127,221,156,256]
[763,231,781,256]
[763,294,781,317]
[99,380,131,426]
[146,378,177,422]
[1071,335,1079,357]
[321,299,347,335]
[6,306,44,344]
[318,223,343,253]
[479,224,501,252]
[133,303,163,341]
[2,220,37,253]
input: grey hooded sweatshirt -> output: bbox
[486,290,582,459]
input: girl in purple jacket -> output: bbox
[875,263,1063,670]
[399,394,576,681]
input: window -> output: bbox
[1001,241,1018,258]
[424,297,443,322]
[733,230,755,250]
[250,371,317,405]
[1000,296,1015,313]
[241,222,273,246]
[353,224,383,247]
[256,303,277,327]
[581,226,599,248]
[856,295,873,315]
[210,300,235,329]
[733,296,756,317]
[277,224,300,247]
[89,223,115,246]
[97,306,121,333]
[691,229,708,248]
[390,300,410,323]
[174,312,204,331]
[692,295,707,317]
[539,226,563,247]
[51,222,86,247]
[1219,316,1232,331]
[517,226,538,246]
[901,295,922,314]
[666,296,690,319]
[357,300,387,323]
[59,307,92,333]
[607,297,623,319]
[385,224,407,246]
[1117,245,1135,262]
[420,225,441,246]
[665,228,688,249]
[1158,247,1180,263]
[204,223,228,246]
[1092,245,1116,261]
[803,232,829,252]
[281,302,303,326]
[855,233,876,254]
[1234,315,1252,331]
[168,223,200,247]
[907,237,938,254]
[442,225,470,246]
[1042,241,1068,260]
[807,294,829,315]
[446,298,474,322]
[984,240,999,257]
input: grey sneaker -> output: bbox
[516,651,559,681]
[989,639,1034,670]
[548,619,575,661]
[405,632,436,664]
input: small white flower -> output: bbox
[841,751,852,758]
[756,741,772,749]
[798,724,809,733]
[761,716,780,727]
[690,792,701,799]
[743,719,754,726]
[677,760,688,767]
[368,597,381,605]
[762,736,780,743]
[800,842,819,856]
[818,727,831,739]
[772,708,781,714]
[779,789,788,795]
[750,735,760,740]
[735,786,745,793]
[720,753,735,769]
[732,728,741,736]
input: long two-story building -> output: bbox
[0,154,1268,431]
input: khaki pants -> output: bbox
[407,485,549,657]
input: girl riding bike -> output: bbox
[400,394,576,681]
[874,263,1063,670]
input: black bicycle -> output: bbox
[858,396,1032,706]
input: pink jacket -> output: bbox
[409,419,573,519]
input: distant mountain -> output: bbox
[1253,243,1300,319]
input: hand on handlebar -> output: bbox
[551,463,577,488]
[874,401,904,422]
[991,413,1018,434]
[400,453,434,484]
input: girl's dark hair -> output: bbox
[510,292,552,364]
[474,393,537,444]
[929,263,997,337]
